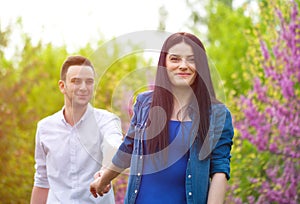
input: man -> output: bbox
[30,55,122,203]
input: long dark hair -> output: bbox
[146,32,219,154]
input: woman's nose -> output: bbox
[179,59,188,70]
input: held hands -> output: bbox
[90,170,111,198]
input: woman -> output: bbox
[90,32,234,204]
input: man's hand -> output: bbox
[93,170,103,179]
[90,171,111,198]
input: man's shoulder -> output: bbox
[92,107,118,119]
[38,110,62,126]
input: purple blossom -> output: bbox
[260,40,270,60]
[269,142,278,153]
[235,1,300,203]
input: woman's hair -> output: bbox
[146,32,218,154]
[60,55,94,81]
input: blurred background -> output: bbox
[0,0,299,203]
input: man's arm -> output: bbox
[30,186,49,204]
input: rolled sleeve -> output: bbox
[33,124,50,188]
[112,143,133,169]
[210,107,234,180]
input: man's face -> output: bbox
[59,65,95,108]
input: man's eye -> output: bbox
[72,79,82,84]
[86,79,94,85]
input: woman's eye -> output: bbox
[187,57,195,63]
[170,57,180,62]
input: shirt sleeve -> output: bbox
[101,114,124,169]
[33,123,50,188]
[209,107,234,180]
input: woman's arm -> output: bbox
[90,163,124,197]
[207,173,227,204]
[208,106,234,203]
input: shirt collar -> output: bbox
[60,103,93,126]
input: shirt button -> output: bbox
[140,156,143,159]
[189,192,192,196]
[137,173,141,176]
[188,174,192,178]
[135,190,138,194]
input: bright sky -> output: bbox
[0,0,193,52]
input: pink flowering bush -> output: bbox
[113,173,129,204]
[235,1,300,203]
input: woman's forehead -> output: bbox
[168,42,193,55]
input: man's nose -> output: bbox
[79,81,87,90]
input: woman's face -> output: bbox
[165,42,196,87]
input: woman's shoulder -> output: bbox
[136,90,153,104]
[211,103,230,113]
[211,103,233,131]
[210,103,232,122]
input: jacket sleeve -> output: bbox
[209,107,234,180]
[112,95,142,169]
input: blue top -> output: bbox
[112,91,234,204]
[135,121,191,204]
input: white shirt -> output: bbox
[33,104,123,204]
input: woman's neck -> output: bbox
[171,87,193,121]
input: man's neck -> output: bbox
[63,104,88,126]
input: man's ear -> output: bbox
[58,80,65,94]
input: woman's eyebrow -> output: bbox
[168,54,194,57]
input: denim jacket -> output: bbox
[112,91,234,204]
